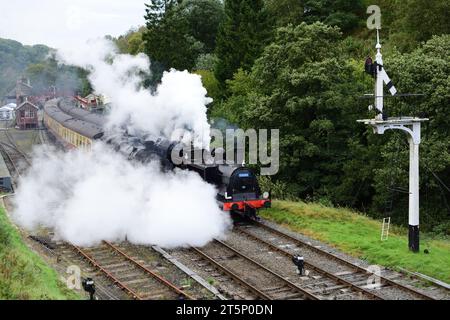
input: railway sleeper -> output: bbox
[102,262,129,269]
[123,278,150,285]
[117,272,144,280]
[277,292,306,300]
[263,286,293,294]
[139,290,172,300]
[109,266,139,274]
[309,285,349,294]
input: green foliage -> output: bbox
[143,0,224,73]
[265,0,365,33]
[0,208,79,299]
[265,0,304,27]
[389,0,450,51]
[258,175,298,200]
[0,38,91,99]
[115,27,146,55]
[221,22,365,201]
[213,10,450,233]
[180,0,225,53]
[195,53,218,71]
[300,0,365,34]
[210,68,254,121]
[144,0,198,71]
[25,55,91,96]
[194,70,221,102]
[214,0,271,84]
[0,38,51,97]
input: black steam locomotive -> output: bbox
[44,98,270,218]
[105,133,271,218]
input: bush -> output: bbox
[258,176,298,201]
[194,70,221,102]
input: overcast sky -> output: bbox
[0,0,146,49]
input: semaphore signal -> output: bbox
[358,27,428,253]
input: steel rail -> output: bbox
[238,227,384,300]
[0,142,31,167]
[71,245,142,300]
[0,144,21,179]
[4,129,31,165]
[191,246,273,300]
[195,239,320,300]
[254,221,436,300]
[103,241,194,300]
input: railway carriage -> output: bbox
[43,99,104,149]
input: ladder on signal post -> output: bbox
[381,217,391,241]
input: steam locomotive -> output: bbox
[105,133,271,218]
[44,98,271,218]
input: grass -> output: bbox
[0,206,79,300]
[261,200,450,283]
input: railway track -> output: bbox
[0,140,31,186]
[183,239,320,300]
[0,128,31,178]
[67,241,195,300]
[226,229,383,300]
[240,220,439,300]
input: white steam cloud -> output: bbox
[57,38,212,148]
[11,39,231,247]
[13,145,230,248]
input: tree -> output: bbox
[179,0,224,53]
[214,0,271,85]
[388,0,450,52]
[265,0,304,27]
[0,38,51,97]
[219,22,365,199]
[144,0,199,71]
[301,0,365,34]
[26,56,91,96]
[143,0,224,73]
[115,27,146,55]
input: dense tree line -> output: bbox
[25,57,92,97]
[133,0,450,234]
[0,39,50,97]
[0,38,91,99]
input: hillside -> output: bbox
[0,38,51,97]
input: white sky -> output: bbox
[0,0,146,49]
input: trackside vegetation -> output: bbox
[262,201,450,283]
[0,206,79,299]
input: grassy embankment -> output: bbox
[0,205,79,299]
[262,201,450,283]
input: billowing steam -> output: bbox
[58,38,212,148]
[13,144,230,248]
[11,39,231,247]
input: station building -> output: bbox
[15,100,39,129]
